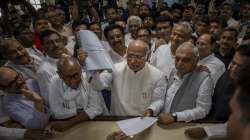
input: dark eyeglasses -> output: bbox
[0,72,23,90]
[62,72,81,80]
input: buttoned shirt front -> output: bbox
[48,73,103,120]
[148,71,213,122]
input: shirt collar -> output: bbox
[174,71,191,81]
[200,53,214,63]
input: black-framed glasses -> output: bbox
[0,72,23,90]
[61,72,81,80]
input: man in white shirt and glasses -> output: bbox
[49,57,103,132]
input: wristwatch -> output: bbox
[171,113,178,122]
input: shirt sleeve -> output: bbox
[206,62,226,86]
[36,69,53,106]
[148,99,165,116]
[90,71,112,91]
[0,126,26,140]
[151,75,167,103]
[176,76,213,122]
[148,75,168,116]
[4,97,49,129]
[204,123,227,137]
[84,86,103,119]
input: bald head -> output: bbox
[57,56,81,72]
[57,57,82,89]
[0,67,26,91]
[127,40,149,72]
[0,67,16,82]
[128,40,149,56]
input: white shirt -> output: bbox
[48,73,103,120]
[91,61,167,116]
[60,25,73,37]
[148,72,213,122]
[102,41,125,64]
[36,56,58,105]
[26,46,44,60]
[151,42,175,78]
[125,33,134,47]
[199,54,226,85]
[65,36,76,55]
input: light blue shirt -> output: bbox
[3,94,49,129]
[3,80,49,129]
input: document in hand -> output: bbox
[117,117,158,137]
[77,30,114,71]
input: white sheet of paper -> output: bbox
[117,117,158,136]
[77,30,114,71]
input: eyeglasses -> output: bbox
[61,72,81,80]
[0,72,24,90]
[127,53,147,61]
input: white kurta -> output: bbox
[199,54,226,85]
[151,42,175,78]
[48,73,103,120]
[91,61,167,116]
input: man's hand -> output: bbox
[24,129,54,140]
[143,109,153,117]
[77,49,88,64]
[155,38,167,51]
[185,127,208,139]
[106,131,127,140]
[20,89,43,103]
[50,121,71,132]
[158,113,175,125]
[196,65,210,73]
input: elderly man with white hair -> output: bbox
[90,40,167,116]
[145,42,213,124]
[152,22,193,78]
[125,16,142,47]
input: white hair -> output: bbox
[173,21,193,37]
[178,41,199,59]
[127,16,142,25]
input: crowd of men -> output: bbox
[0,0,250,139]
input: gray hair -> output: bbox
[173,21,193,37]
[127,16,142,25]
[178,41,199,59]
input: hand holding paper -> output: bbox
[116,117,158,137]
[76,30,114,71]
